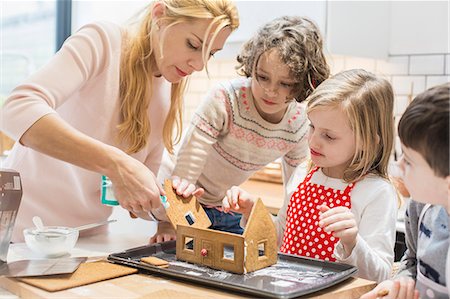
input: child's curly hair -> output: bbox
[236,16,330,102]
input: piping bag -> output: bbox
[101,175,169,220]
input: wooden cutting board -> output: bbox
[0,272,375,299]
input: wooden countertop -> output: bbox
[0,233,376,298]
[240,179,284,215]
[0,270,375,299]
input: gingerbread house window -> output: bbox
[184,212,196,225]
[222,244,235,262]
[183,236,194,252]
[258,240,267,259]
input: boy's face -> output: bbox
[399,144,449,212]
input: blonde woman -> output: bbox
[223,69,398,282]
[1,0,239,242]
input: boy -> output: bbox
[362,83,449,299]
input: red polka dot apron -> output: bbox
[280,167,354,261]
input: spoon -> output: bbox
[74,219,117,232]
[32,216,116,234]
[32,216,45,232]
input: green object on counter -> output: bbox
[101,175,119,206]
[101,176,168,208]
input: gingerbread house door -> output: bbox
[201,240,214,267]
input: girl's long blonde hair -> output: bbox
[119,0,239,154]
[307,69,395,182]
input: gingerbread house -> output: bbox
[163,179,277,274]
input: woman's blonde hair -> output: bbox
[236,16,330,102]
[119,0,239,154]
[307,69,395,182]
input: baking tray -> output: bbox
[107,240,357,299]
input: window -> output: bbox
[1,0,71,99]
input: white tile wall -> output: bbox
[394,95,411,116]
[426,76,450,89]
[344,56,376,73]
[327,54,346,74]
[445,54,450,75]
[376,56,409,75]
[391,76,426,96]
[409,55,445,75]
[182,53,449,131]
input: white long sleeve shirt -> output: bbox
[275,167,398,282]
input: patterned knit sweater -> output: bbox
[173,77,309,206]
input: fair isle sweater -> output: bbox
[173,77,309,206]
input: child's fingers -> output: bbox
[318,209,353,227]
[176,179,189,195]
[229,186,241,209]
[171,176,180,187]
[388,280,401,298]
[192,187,204,198]
[404,279,416,299]
[222,197,230,213]
[318,204,330,212]
[182,184,195,197]
[322,219,356,234]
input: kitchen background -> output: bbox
[1,0,449,235]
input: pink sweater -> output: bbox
[1,22,171,241]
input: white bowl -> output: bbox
[23,226,79,258]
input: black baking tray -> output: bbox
[107,240,357,299]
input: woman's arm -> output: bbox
[2,23,163,213]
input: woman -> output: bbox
[1,0,239,241]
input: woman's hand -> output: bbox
[222,186,256,219]
[360,277,419,299]
[108,155,164,214]
[171,176,204,198]
[149,221,176,244]
[318,204,358,255]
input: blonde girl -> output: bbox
[1,0,239,241]
[223,69,398,283]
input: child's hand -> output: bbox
[171,176,204,198]
[222,186,256,218]
[318,204,358,255]
[360,277,419,299]
[148,221,176,244]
